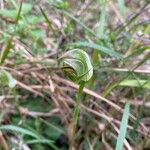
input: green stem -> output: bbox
[69,81,85,150]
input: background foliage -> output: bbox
[0,0,150,149]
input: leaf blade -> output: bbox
[68,41,123,58]
[119,80,150,89]
[0,69,17,88]
[0,38,13,64]
[118,0,126,17]
[115,102,130,150]
[0,125,39,139]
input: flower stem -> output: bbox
[69,81,85,150]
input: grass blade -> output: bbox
[0,38,13,64]
[0,1,23,65]
[26,139,59,150]
[115,102,130,150]
[40,7,54,32]
[97,0,107,38]
[15,0,23,24]
[68,41,123,58]
[26,139,52,144]
[118,0,126,17]
[0,125,39,139]
[119,79,150,89]
[62,10,98,38]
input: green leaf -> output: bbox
[115,102,130,150]
[68,41,123,58]
[59,49,93,82]
[0,69,17,88]
[29,29,46,39]
[0,3,32,19]
[26,15,44,24]
[0,125,39,139]
[118,0,126,17]
[0,9,17,19]
[97,0,107,38]
[0,38,12,64]
[26,139,59,150]
[21,3,32,15]
[40,7,54,31]
[26,139,53,144]
[15,0,23,23]
[48,0,69,9]
[119,80,150,89]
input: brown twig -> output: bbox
[0,131,9,150]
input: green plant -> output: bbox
[0,0,149,149]
[115,102,130,150]
[59,49,93,149]
[0,69,17,88]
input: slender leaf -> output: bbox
[40,7,54,31]
[0,38,12,64]
[0,125,39,139]
[68,41,123,58]
[15,0,23,23]
[119,80,150,89]
[115,102,130,150]
[62,10,98,38]
[118,0,126,17]
[97,0,107,38]
[26,139,53,144]
[26,139,59,150]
